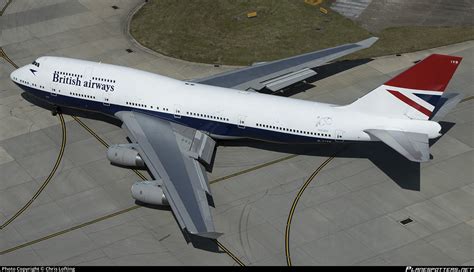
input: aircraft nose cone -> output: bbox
[10,65,27,82]
[10,68,18,81]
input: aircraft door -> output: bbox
[101,80,112,107]
[335,129,345,142]
[174,104,182,118]
[50,82,58,98]
[238,115,246,129]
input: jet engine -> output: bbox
[107,144,145,168]
[131,180,169,206]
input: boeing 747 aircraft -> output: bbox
[9,37,463,240]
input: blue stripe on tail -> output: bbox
[413,93,441,107]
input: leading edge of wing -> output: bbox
[194,37,379,90]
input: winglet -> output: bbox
[356,37,379,49]
[194,231,223,239]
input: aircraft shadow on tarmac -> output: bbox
[134,200,220,252]
[21,92,123,126]
[260,58,374,97]
[220,121,456,192]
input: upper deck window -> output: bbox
[31,60,40,67]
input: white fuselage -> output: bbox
[10,56,442,144]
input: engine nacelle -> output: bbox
[131,180,169,206]
[107,144,145,168]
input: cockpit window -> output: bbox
[31,61,40,67]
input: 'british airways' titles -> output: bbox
[52,71,115,92]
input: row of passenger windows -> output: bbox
[124,101,229,121]
[58,71,82,78]
[125,102,169,111]
[70,92,95,99]
[255,123,331,137]
[92,77,115,83]
[17,78,45,89]
[13,77,44,89]
[126,101,146,107]
[186,111,229,122]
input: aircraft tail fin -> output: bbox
[345,54,462,120]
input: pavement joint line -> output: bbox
[0,47,19,69]
[0,0,12,16]
[0,205,141,255]
[215,240,245,266]
[210,154,299,184]
[71,115,148,181]
[71,116,110,148]
[0,203,245,266]
[461,95,474,103]
[0,113,67,230]
[284,149,342,266]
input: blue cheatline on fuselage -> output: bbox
[16,83,335,144]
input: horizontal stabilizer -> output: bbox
[430,93,464,121]
[365,129,430,162]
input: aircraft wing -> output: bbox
[116,111,220,239]
[194,37,378,92]
[365,129,430,162]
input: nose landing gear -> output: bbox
[51,106,61,116]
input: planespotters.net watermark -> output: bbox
[2,267,75,272]
[406,267,474,272]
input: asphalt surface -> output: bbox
[0,0,473,266]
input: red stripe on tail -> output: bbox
[388,90,431,117]
[385,54,462,92]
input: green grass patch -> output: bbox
[130,0,474,65]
